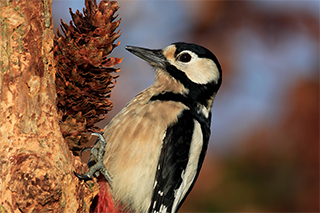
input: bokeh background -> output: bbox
[53,0,319,212]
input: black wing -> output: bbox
[148,109,210,213]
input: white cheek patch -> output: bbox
[199,59,220,84]
[170,51,220,85]
[180,57,220,85]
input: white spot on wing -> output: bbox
[159,204,167,213]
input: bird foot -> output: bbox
[74,132,113,184]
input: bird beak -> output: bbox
[125,45,166,68]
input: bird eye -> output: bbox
[177,53,192,63]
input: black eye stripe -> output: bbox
[177,53,192,63]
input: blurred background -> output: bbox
[53,0,319,212]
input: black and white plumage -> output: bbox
[78,42,222,213]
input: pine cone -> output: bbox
[53,0,121,155]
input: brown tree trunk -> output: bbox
[0,0,98,212]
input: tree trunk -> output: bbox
[0,0,98,212]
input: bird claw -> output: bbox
[74,171,92,181]
[74,132,113,184]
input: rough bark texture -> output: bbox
[0,0,98,212]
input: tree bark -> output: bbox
[0,0,98,212]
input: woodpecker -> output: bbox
[76,42,222,213]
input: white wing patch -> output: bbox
[171,120,204,212]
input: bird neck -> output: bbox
[153,68,189,95]
[151,68,217,112]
